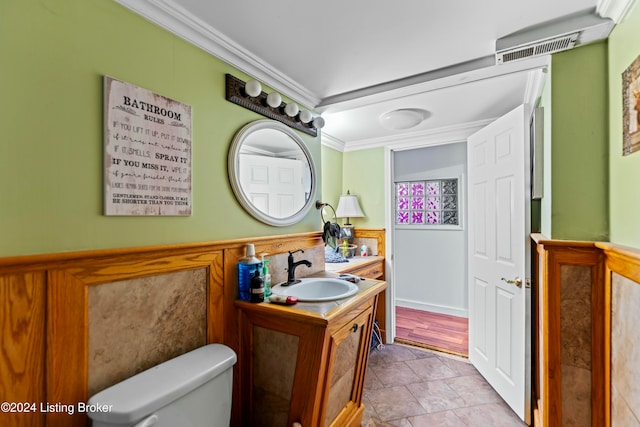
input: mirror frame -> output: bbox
[228,119,317,227]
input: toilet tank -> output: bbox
[88,344,236,427]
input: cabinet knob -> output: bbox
[352,323,358,333]
[292,423,302,427]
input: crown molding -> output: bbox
[597,0,637,22]
[329,119,495,153]
[320,133,346,152]
[114,0,320,108]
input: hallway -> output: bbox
[361,344,526,426]
[395,306,469,357]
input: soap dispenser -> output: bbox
[261,255,271,299]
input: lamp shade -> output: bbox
[335,191,364,225]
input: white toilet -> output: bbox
[87,344,237,427]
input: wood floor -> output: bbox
[395,306,469,357]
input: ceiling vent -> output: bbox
[495,10,614,65]
[496,33,579,64]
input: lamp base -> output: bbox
[341,225,355,243]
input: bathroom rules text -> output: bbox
[103,76,192,216]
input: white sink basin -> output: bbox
[272,278,358,302]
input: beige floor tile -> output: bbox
[365,385,427,421]
[362,344,525,427]
[405,356,459,381]
[370,361,423,387]
[407,410,467,427]
[405,380,466,413]
[453,402,527,426]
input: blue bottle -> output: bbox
[238,244,261,301]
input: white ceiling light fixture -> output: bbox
[379,108,429,130]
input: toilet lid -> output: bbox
[87,344,236,424]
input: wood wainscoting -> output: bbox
[532,235,640,427]
[0,228,388,427]
[0,232,325,427]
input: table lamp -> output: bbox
[335,190,365,243]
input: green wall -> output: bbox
[608,4,640,248]
[321,145,344,211]
[545,41,609,241]
[0,0,321,257]
[343,148,386,227]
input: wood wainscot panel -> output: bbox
[0,231,324,427]
[87,269,208,396]
[47,250,224,427]
[534,237,604,427]
[0,273,46,427]
[596,242,640,427]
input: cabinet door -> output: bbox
[324,307,373,427]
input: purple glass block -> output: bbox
[427,211,440,224]
[426,181,440,195]
[397,211,409,224]
[411,182,425,196]
[411,211,425,224]
[426,196,440,210]
[397,197,409,210]
[411,197,424,210]
[397,183,409,197]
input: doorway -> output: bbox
[395,306,469,356]
[390,142,469,356]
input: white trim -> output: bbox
[114,0,320,108]
[396,299,468,318]
[318,56,550,113]
[320,132,346,152]
[384,129,475,343]
[523,68,548,109]
[336,119,494,152]
[394,224,462,231]
[597,0,638,23]
[384,147,395,344]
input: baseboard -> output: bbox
[395,337,468,358]
[395,299,468,318]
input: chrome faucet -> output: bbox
[285,249,312,285]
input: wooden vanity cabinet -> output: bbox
[334,257,386,342]
[338,258,384,280]
[236,282,385,427]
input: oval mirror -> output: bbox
[228,120,317,226]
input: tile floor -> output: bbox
[361,344,527,427]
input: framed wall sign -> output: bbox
[104,77,192,215]
[623,54,640,156]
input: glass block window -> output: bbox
[395,178,459,226]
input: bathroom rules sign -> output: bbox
[104,77,192,216]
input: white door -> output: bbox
[239,154,304,217]
[467,104,531,423]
